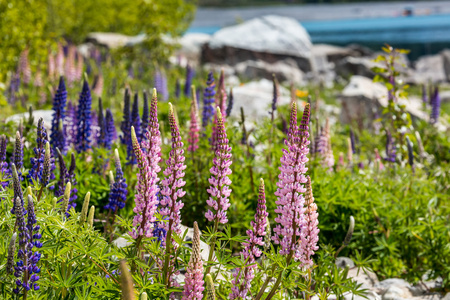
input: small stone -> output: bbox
[336,257,355,269]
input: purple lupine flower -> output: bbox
[159,103,186,238]
[188,86,200,153]
[50,76,67,153]
[105,149,128,212]
[120,89,135,164]
[129,126,160,239]
[67,153,78,210]
[64,100,77,147]
[202,72,216,128]
[230,178,268,299]
[105,109,116,150]
[205,108,232,224]
[430,86,440,124]
[184,64,194,97]
[93,73,104,97]
[97,98,107,147]
[75,80,92,153]
[131,93,141,144]
[175,79,181,99]
[13,195,42,294]
[56,43,65,76]
[300,176,319,267]
[141,91,149,142]
[272,103,312,264]
[406,136,414,170]
[182,222,204,300]
[384,130,396,163]
[0,135,10,188]
[226,88,233,118]
[154,71,169,101]
[28,118,54,184]
[7,70,21,105]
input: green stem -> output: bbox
[254,264,277,300]
[204,219,219,275]
[264,254,293,300]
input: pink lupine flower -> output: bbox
[374,148,384,171]
[48,51,56,81]
[205,107,232,224]
[75,53,84,81]
[211,71,228,150]
[159,103,186,237]
[230,178,268,300]
[272,102,311,262]
[18,48,31,85]
[129,126,159,239]
[56,43,65,76]
[65,46,77,86]
[300,176,319,267]
[142,88,162,175]
[188,86,200,153]
[182,222,204,300]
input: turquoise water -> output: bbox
[187,13,450,57]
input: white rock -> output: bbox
[413,54,447,84]
[443,49,450,82]
[86,32,139,49]
[229,79,302,121]
[347,267,379,289]
[6,110,53,131]
[382,285,411,300]
[234,59,305,84]
[209,15,312,58]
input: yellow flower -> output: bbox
[296,90,309,98]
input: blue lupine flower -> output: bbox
[28,118,49,183]
[75,80,92,153]
[55,150,78,214]
[152,191,167,244]
[0,135,10,189]
[202,72,216,127]
[120,89,134,164]
[184,64,194,96]
[104,150,128,212]
[430,86,441,124]
[13,196,41,294]
[384,130,396,163]
[131,93,141,145]
[11,164,24,215]
[105,109,115,150]
[141,91,149,142]
[50,76,67,153]
[154,71,168,101]
[350,129,356,154]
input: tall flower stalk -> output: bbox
[50,76,67,153]
[0,134,10,188]
[121,89,134,164]
[230,179,268,300]
[132,93,142,144]
[202,72,216,128]
[75,80,92,153]
[105,109,116,150]
[204,107,232,274]
[160,103,187,287]
[12,132,23,180]
[105,149,128,230]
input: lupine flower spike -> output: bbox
[301,176,319,267]
[205,107,232,225]
[12,131,23,179]
[202,72,216,127]
[105,149,128,215]
[272,102,312,264]
[105,109,116,149]
[184,64,194,97]
[205,274,216,300]
[132,93,142,144]
[97,98,106,147]
[130,127,159,240]
[50,76,67,153]
[80,192,91,224]
[7,233,17,274]
[430,86,440,124]
[120,260,135,299]
[0,135,10,188]
[188,85,200,153]
[11,164,24,215]
[88,206,95,227]
[141,91,149,141]
[226,88,233,118]
[160,103,187,286]
[230,178,268,299]
[75,80,93,153]
[182,222,204,300]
